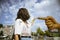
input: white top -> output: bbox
[14,19,31,36]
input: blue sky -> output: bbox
[0,0,60,32]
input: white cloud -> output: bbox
[0,0,60,31]
[29,0,51,17]
[34,0,50,9]
[5,16,9,20]
[30,0,60,31]
[31,20,48,32]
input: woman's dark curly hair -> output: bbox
[16,8,30,21]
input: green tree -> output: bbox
[45,30,53,37]
[45,30,60,37]
[36,27,45,36]
[31,32,37,36]
[0,24,3,28]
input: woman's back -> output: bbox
[14,19,31,36]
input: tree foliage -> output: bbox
[0,24,3,28]
[36,27,45,36]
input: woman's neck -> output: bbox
[24,21,28,24]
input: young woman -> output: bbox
[14,8,34,40]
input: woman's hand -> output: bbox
[31,18,36,25]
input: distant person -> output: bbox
[14,8,35,40]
